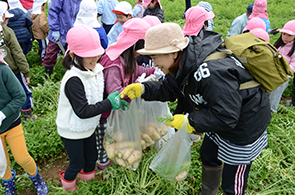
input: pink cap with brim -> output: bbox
[0,50,8,66]
[143,0,162,9]
[66,25,104,57]
[249,0,268,19]
[279,20,295,36]
[183,6,215,36]
[250,28,270,42]
[243,17,266,32]
[106,18,151,61]
[142,15,161,27]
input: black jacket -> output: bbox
[142,30,271,145]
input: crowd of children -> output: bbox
[0,0,295,194]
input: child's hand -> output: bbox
[108,91,129,110]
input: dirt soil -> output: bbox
[18,152,70,195]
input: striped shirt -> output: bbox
[206,130,268,165]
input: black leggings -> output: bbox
[185,0,191,11]
[61,132,97,181]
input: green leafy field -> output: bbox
[1,0,295,194]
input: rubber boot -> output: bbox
[78,169,95,181]
[200,164,223,195]
[27,167,49,195]
[59,170,77,192]
[1,169,16,195]
[97,159,110,170]
[22,109,37,121]
[45,66,53,81]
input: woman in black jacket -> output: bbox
[121,17,271,195]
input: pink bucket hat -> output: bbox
[279,20,295,36]
[183,6,215,36]
[143,0,162,9]
[66,25,104,57]
[106,18,151,61]
[250,28,270,42]
[249,0,268,19]
[137,23,189,55]
[142,15,161,27]
[243,17,266,32]
[0,50,8,66]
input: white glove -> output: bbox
[0,111,6,127]
[136,73,146,83]
[52,31,60,41]
[136,73,158,83]
[154,67,165,80]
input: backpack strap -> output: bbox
[203,50,260,90]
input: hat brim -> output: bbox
[137,37,189,55]
[112,10,129,15]
[142,0,152,7]
[76,47,105,58]
[279,29,295,36]
[106,32,143,61]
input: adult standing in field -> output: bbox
[42,0,82,79]
[249,0,270,32]
[226,3,254,38]
[96,0,118,34]
[269,20,295,110]
[121,19,271,195]
[183,0,191,19]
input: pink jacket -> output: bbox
[100,54,155,118]
[278,40,295,73]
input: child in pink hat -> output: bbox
[249,0,270,32]
[98,18,155,160]
[183,6,215,36]
[269,20,295,110]
[56,25,128,192]
[243,17,266,32]
[142,0,164,23]
[250,28,270,42]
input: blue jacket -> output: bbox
[94,27,108,50]
[47,0,82,46]
[107,22,123,47]
[97,0,118,25]
[7,8,33,44]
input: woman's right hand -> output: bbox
[120,83,144,100]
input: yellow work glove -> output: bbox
[120,83,144,100]
[165,114,194,133]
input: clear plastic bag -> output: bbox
[149,124,192,181]
[132,98,173,150]
[0,140,7,177]
[103,100,143,170]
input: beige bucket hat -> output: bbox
[137,23,189,55]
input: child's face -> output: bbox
[82,55,102,70]
[147,1,157,9]
[150,53,177,75]
[116,14,131,25]
[282,33,295,44]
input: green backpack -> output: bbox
[205,33,293,93]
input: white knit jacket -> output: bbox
[56,64,104,139]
